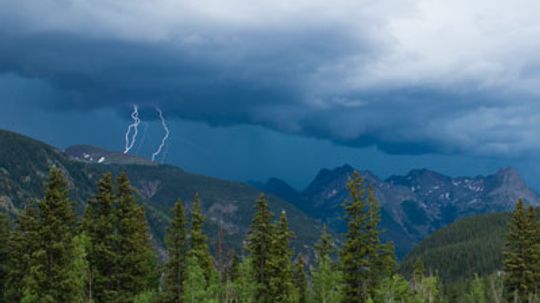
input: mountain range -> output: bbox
[254,164,540,256]
[0,129,321,256]
[1,128,539,258]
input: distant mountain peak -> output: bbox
[65,145,155,166]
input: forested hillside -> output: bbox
[0,129,321,254]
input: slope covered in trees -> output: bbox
[1,167,450,303]
[0,129,321,254]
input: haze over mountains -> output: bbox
[1,128,539,257]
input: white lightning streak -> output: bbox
[123,105,141,154]
[151,107,170,162]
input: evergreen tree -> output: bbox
[340,171,370,303]
[226,250,240,283]
[83,172,117,303]
[114,172,158,302]
[269,211,295,303]
[503,199,539,301]
[23,168,81,302]
[0,213,9,302]
[412,259,425,292]
[164,198,188,303]
[189,193,213,283]
[293,256,308,303]
[4,205,39,302]
[247,194,274,303]
[233,257,257,303]
[67,234,92,303]
[315,225,333,260]
[183,255,211,303]
[310,254,342,303]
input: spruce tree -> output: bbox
[268,211,295,303]
[4,205,39,302]
[83,172,117,303]
[340,171,370,303]
[22,168,81,302]
[293,256,308,303]
[247,194,274,303]
[315,225,333,260]
[164,198,188,303]
[0,213,9,303]
[503,199,538,301]
[114,172,158,302]
[189,193,213,283]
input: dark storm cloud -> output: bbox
[2,0,540,156]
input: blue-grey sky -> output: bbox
[2,0,540,190]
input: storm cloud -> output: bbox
[2,0,540,156]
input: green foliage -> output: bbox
[114,172,159,302]
[401,210,513,282]
[23,168,81,302]
[293,256,308,303]
[503,200,540,302]
[83,172,117,302]
[247,194,274,303]
[372,274,413,303]
[229,257,257,303]
[310,255,343,303]
[183,256,218,303]
[4,205,39,302]
[268,211,295,303]
[164,198,188,303]
[465,274,486,303]
[189,193,214,283]
[315,225,333,260]
[340,171,395,303]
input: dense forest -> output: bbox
[0,168,539,303]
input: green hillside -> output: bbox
[0,129,321,254]
[401,208,540,282]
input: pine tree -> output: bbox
[340,171,370,303]
[4,205,39,302]
[269,211,295,303]
[503,199,539,301]
[412,259,425,292]
[83,172,117,303]
[164,198,188,303]
[114,172,158,302]
[226,250,240,283]
[189,193,214,283]
[315,225,333,260]
[234,257,257,303]
[183,255,210,303]
[293,256,308,303]
[23,168,81,302]
[0,213,9,303]
[247,194,274,303]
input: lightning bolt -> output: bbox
[151,107,170,162]
[123,105,141,154]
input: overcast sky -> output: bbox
[2,0,540,189]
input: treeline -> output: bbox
[0,168,538,303]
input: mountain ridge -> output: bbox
[255,164,540,257]
[0,129,321,254]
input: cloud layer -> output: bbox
[2,0,540,155]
